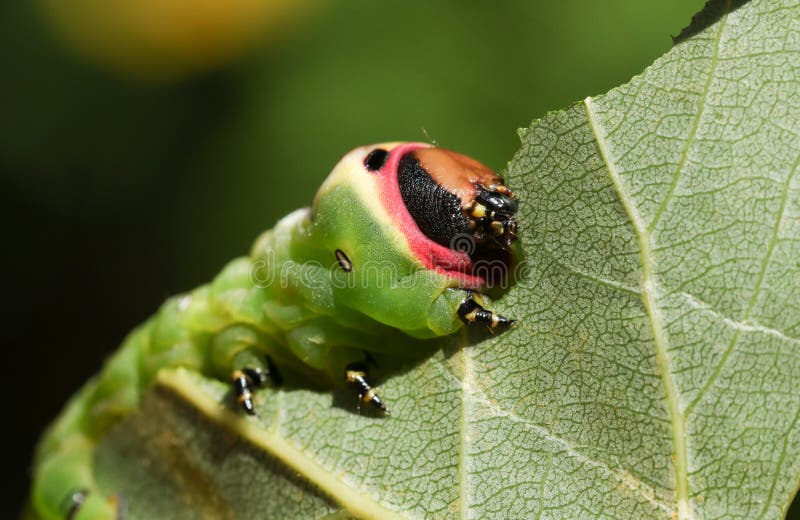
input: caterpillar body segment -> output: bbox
[30,142,518,519]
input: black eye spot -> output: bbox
[397,153,470,248]
[364,148,389,171]
[335,249,353,272]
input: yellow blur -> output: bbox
[39,0,322,80]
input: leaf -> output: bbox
[91,0,800,518]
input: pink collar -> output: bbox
[373,142,485,289]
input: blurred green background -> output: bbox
[3,0,723,515]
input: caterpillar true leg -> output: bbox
[208,325,282,415]
[457,292,514,332]
[231,368,262,415]
[345,362,388,414]
[230,355,281,415]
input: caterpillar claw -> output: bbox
[231,356,282,416]
[345,362,389,415]
[457,292,515,332]
[232,369,257,416]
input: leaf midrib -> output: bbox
[583,96,692,520]
[575,3,740,517]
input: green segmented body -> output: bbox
[31,142,513,520]
[33,211,461,520]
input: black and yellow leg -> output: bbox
[345,362,389,414]
[457,292,514,331]
[231,356,280,416]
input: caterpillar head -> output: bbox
[313,142,518,290]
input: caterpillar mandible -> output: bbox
[30,142,519,520]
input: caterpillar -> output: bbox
[30,142,519,520]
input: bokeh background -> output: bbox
[10,0,779,516]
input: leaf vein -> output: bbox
[648,2,728,233]
[539,245,642,296]
[459,334,473,520]
[583,95,692,520]
[466,378,674,515]
[676,291,800,346]
[685,150,800,417]
[762,400,800,519]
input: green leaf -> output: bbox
[91,0,800,518]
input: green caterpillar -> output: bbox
[30,142,519,520]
